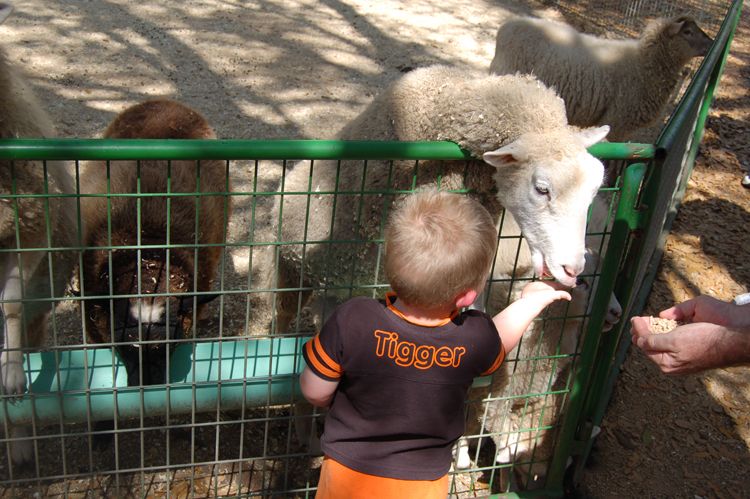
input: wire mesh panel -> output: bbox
[453,160,646,495]
[0,138,650,498]
[547,0,732,37]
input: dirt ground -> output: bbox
[0,0,749,497]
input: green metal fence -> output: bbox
[0,140,643,499]
[0,1,742,497]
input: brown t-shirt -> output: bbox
[303,293,505,480]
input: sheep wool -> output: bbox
[490,16,713,142]
[386,66,568,157]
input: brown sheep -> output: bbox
[78,98,231,387]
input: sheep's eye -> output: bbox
[535,184,550,196]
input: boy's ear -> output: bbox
[455,289,478,309]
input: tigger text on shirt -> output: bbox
[374,330,465,369]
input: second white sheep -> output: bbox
[489,15,713,142]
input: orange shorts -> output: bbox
[315,455,450,499]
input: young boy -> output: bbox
[300,190,571,499]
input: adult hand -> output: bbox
[660,295,750,328]
[630,296,750,375]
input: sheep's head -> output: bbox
[81,250,218,386]
[483,125,609,287]
[654,15,714,60]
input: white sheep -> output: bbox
[457,246,622,490]
[274,65,608,334]
[489,15,713,142]
[273,65,608,451]
[0,0,79,468]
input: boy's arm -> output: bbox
[300,366,340,408]
[492,281,571,352]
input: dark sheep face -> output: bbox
[82,251,218,386]
[115,295,187,386]
[87,295,192,386]
[671,17,714,58]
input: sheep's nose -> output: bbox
[563,262,584,279]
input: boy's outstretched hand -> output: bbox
[521,280,572,307]
[493,279,572,352]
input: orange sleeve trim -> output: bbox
[313,335,341,374]
[305,336,343,379]
[480,342,506,376]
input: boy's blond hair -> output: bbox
[384,190,498,309]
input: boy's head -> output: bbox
[384,190,498,310]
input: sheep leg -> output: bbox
[91,419,116,451]
[293,402,324,454]
[507,428,544,490]
[504,399,558,490]
[495,430,520,467]
[455,398,483,470]
[0,250,48,469]
[0,250,46,396]
[273,291,304,334]
[9,426,34,471]
[487,426,515,492]
[454,438,472,471]
[273,259,315,334]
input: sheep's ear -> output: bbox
[483,140,529,168]
[668,19,686,36]
[574,125,609,148]
[0,2,14,26]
